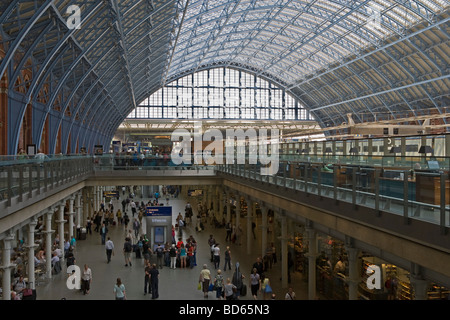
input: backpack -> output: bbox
[124,241,132,252]
[156,246,163,257]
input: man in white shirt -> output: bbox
[130,201,137,216]
[213,243,220,269]
[105,237,114,263]
[81,264,92,295]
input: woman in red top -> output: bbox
[176,237,184,249]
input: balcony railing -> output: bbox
[1,153,449,233]
[216,160,450,233]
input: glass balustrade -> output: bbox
[1,153,449,232]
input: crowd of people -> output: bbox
[2,184,299,301]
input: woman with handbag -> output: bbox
[261,273,272,300]
[214,269,224,300]
[199,264,211,298]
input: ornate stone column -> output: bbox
[44,209,55,279]
[246,198,253,255]
[68,196,75,239]
[305,223,317,300]
[1,231,16,300]
[280,211,288,289]
[261,204,268,258]
[345,239,360,300]
[55,202,66,261]
[26,218,38,290]
[410,263,429,300]
[76,192,82,229]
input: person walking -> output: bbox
[261,273,271,300]
[285,287,296,300]
[224,246,232,271]
[155,243,165,269]
[150,263,159,299]
[214,269,224,300]
[250,268,260,300]
[232,262,245,299]
[114,278,126,300]
[199,264,211,298]
[81,264,92,295]
[224,278,236,300]
[123,237,133,267]
[179,243,187,269]
[208,234,216,262]
[116,209,122,225]
[86,218,92,235]
[213,243,220,269]
[100,223,108,245]
[133,218,140,238]
[169,244,177,269]
[144,262,152,295]
[225,221,232,242]
[105,237,114,263]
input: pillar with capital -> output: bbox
[26,218,38,290]
[305,223,318,300]
[44,209,55,279]
[410,263,429,300]
[1,231,16,300]
[76,192,82,229]
[68,196,75,239]
[56,202,66,259]
[345,240,360,300]
[280,211,288,289]
[245,197,253,255]
[260,204,268,258]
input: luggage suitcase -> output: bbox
[240,283,247,296]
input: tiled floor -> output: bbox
[36,195,309,300]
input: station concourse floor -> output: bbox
[37,196,310,300]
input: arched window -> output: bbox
[128,67,312,121]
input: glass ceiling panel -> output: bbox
[166,0,449,88]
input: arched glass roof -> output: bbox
[0,0,448,154]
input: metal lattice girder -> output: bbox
[1,0,449,154]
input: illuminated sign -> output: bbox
[146,206,172,217]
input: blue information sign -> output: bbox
[146,206,172,216]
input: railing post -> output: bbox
[333,166,338,202]
[293,161,297,191]
[352,168,356,207]
[6,166,12,207]
[304,163,308,194]
[18,165,23,202]
[28,164,32,198]
[440,172,447,234]
[403,170,409,224]
[43,161,48,192]
[50,160,54,188]
[36,163,40,195]
[317,165,321,198]
[375,169,380,215]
